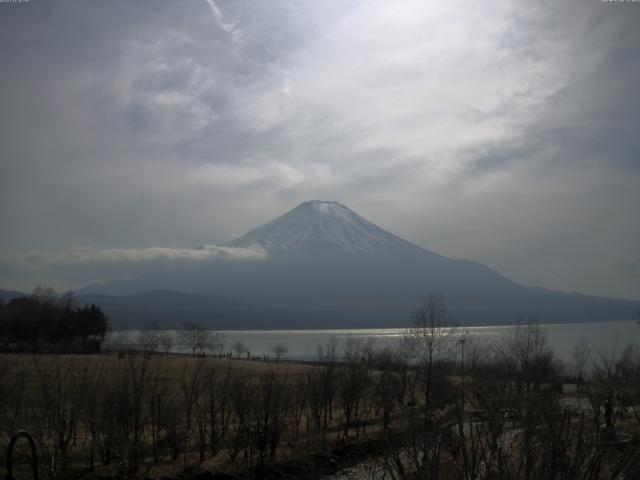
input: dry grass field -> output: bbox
[3,322,640,480]
[0,350,396,479]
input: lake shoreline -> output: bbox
[105,320,640,364]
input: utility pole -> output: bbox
[460,336,466,410]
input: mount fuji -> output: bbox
[225,200,423,255]
[76,201,639,329]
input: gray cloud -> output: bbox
[0,245,265,293]
[623,260,640,281]
[204,0,243,43]
[18,245,266,265]
[0,0,638,298]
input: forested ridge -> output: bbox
[0,286,107,353]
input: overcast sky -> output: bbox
[0,0,639,300]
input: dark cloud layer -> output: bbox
[0,0,639,299]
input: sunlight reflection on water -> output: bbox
[105,320,640,363]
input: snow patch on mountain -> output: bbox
[225,200,427,255]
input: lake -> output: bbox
[105,320,640,364]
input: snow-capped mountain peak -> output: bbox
[225,200,418,255]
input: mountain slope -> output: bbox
[76,291,332,330]
[77,201,640,328]
[226,200,427,255]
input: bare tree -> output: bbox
[126,353,153,468]
[403,293,456,418]
[269,343,288,361]
[570,337,592,388]
[228,375,254,462]
[32,355,84,477]
[159,330,173,356]
[178,358,206,463]
[253,371,291,463]
[208,331,227,357]
[32,284,58,301]
[589,342,638,426]
[372,348,401,431]
[179,322,211,356]
[202,362,233,456]
[138,321,161,354]
[232,340,249,358]
[498,319,559,395]
[316,336,339,444]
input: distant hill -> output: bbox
[0,289,26,303]
[76,290,332,330]
[0,288,336,330]
[74,200,640,329]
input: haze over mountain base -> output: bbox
[4,201,637,329]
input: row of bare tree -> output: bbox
[1,294,640,479]
[133,322,286,360]
[0,337,415,479]
[383,294,640,480]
